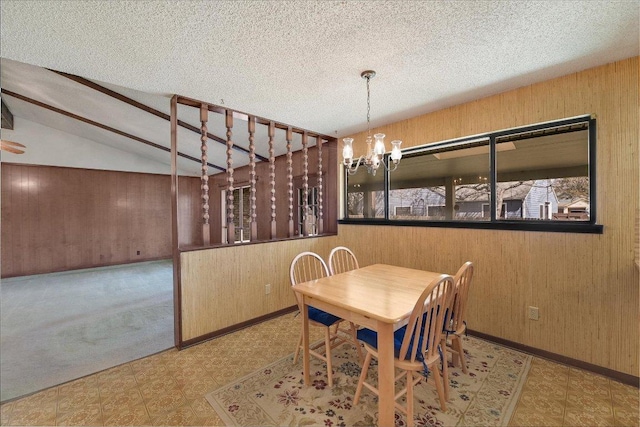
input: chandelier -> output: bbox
[342,70,402,176]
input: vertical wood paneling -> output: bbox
[180,236,339,340]
[635,209,639,269]
[338,57,639,376]
[0,164,203,277]
[178,176,204,247]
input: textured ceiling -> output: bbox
[0,0,638,168]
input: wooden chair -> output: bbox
[442,261,474,375]
[354,274,455,426]
[290,251,361,386]
[326,247,365,361]
[328,246,359,275]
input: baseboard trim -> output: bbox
[1,256,172,279]
[180,305,299,349]
[467,329,639,387]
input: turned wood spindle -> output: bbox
[301,132,309,236]
[286,127,294,237]
[225,110,235,244]
[248,116,257,241]
[268,122,277,239]
[200,104,210,245]
[317,136,324,235]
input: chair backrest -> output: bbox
[328,246,359,275]
[447,262,474,335]
[290,251,330,309]
[397,274,455,364]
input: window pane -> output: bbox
[345,166,384,219]
[496,126,589,221]
[388,139,491,221]
[298,186,319,236]
[231,186,251,242]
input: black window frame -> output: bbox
[340,115,602,234]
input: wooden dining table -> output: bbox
[292,263,444,427]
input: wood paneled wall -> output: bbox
[1,164,202,277]
[339,57,639,376]
[180,235,338,341]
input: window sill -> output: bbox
[339,219,603,234]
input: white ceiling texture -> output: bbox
[0,1,638,176]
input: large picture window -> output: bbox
[343,115,600,233]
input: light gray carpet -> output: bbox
[0,260,174,402]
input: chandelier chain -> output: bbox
[366,76,371,137]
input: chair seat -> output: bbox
[357,326,429,362]
[356,327,403,356]
[357,311,434,361]
[308,306,341,326]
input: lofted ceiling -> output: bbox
[0,0,638,175]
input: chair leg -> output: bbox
[331,322,340,336]
[441,341,450,401]
[431,361,447,412]
[354,352,372,404]
[449,341,459,367]
[324,327,333,387]
[349,322,364,362]
[453,335,467,374]
[406,370,414,427]
[293,332,302,364]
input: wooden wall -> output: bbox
[0,164,202,277]
[180,235,338,341]
[338,57,639,376]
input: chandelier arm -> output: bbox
[385,159,400,173]
[345,155,366,175]
[376,156,393,173]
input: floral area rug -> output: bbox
[205,336,531,426]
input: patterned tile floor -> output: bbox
[1,314,638,426]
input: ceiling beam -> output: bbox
[51,70,268,162]
[1,98,14,130]
[1,89,225,172]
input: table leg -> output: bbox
[377,322,395,427]
[301,298,310,385]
